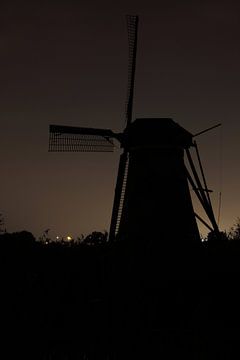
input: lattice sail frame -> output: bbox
[125,15,138,125]
[49,126,115,152]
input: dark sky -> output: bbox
[1,0,240,239]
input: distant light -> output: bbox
[56,236,60,240]
[66,236,72,241]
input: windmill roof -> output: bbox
[126,118,193,149]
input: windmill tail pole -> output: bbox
[193,141,212,207]
[194,213,214,233]
[217,191,222,227]
[185,148,220,238]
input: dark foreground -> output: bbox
[1,232,240,359]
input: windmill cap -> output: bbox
[125,118,193,149]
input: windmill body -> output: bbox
[117,118,200,245]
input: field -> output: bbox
[1,232,240,359]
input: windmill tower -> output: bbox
[49,15,220,245]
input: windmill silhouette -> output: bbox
[49,15,220,244]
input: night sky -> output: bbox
[1,0,240,239]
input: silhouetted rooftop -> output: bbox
[125,118,193,149]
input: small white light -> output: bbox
[66,236,72,241]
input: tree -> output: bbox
[82,231,108,246]
[228,218,240,241]
[39,228,51,244]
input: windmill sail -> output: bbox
[109,152,129,240]
[126,15,139,125]
[49,125,116,152]
[109,15,139,240]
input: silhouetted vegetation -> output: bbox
[0,213,5,233]
[1,223,240,359]
[228,217,240,241]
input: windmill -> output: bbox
[49,15,220,244]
